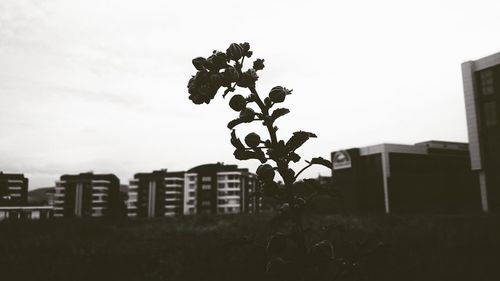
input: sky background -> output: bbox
[1,0,500,189]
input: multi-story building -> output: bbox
[53,172,121,218]
[462,52,500,213]
[331,141,480,214]
[128,169,184,217]
[187,163,259,215]
[127,164,260,217]
[0,172,28,206]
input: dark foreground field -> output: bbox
[0,214,499,281]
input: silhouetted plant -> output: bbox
[187,43,369,280]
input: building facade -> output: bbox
[462,52,500,213]
[187,163,260,215]
[54,172,121,218]
[128,164,260,217]
[128,170,184,217]
[331,141,480,214]
[0,172,28,206]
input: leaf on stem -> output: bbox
[227,118,244,129]
[271,108,290,121]
[306,157,333,170]
[230,130,245,150]
[285,131,317,152]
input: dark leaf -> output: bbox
[230,130,245,150]
[271,108,290,121]
[253,147,267,163]
[233,149,263,161]
[307,157,332,170]
[288,152,301,163]
[227,118,244,129]
[285,131,317,152]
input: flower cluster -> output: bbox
[187,43,265,104]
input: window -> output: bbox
[201,201,211,206]
[480,70,495,96]
[202,184,211,190]
[218,183,225,189]
[218,199,226,205]
[202,176,211,182]
[218,191,227,196]
[217,175,225,181]
[189,183,196,189]
[228,175,240,180]
[188,176,197,182]
[189,191,195,197]
[483,101,498,127]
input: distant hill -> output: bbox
[28,187,54,205]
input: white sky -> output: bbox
[1,0,500,189]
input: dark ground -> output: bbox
[0,213,499,281]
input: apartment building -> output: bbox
[128,170,184,217]
[0,172,28,206]
[53,172,121,218]
[187,163,259,215]
[128,164,260,217]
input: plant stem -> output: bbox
[295,163,313,181]
[249,85,308,280]
[249,86,277,144]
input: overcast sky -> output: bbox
[1,0,500,189]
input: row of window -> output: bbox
[218,207,240,213]
[218,182,240,189]
[217,175,240,180]
[218,199,240,205]
[218,191,240,196]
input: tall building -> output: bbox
[128,164,260,217]
[0,172,28,206]
[127,170,184,217]
[187,163,259,215]
[331,141,480,214]
[462,52,500,213]
[53,172,121,218]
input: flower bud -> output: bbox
[239,107,255,122]
[192,57,207,70]
[229,95,246,111]
[269,86,291,103]
[253,59,265,71]
[245,133,261,148]
[256,164,275,182]
[226,43,244,61]
[223,66,240,82]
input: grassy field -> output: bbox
[0,213,499,281]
